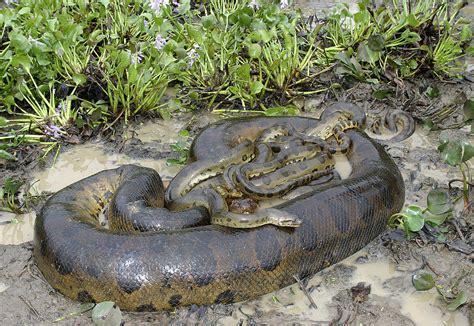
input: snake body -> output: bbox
[34,104,405,311]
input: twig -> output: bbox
[450,219,466,241]
[422,255,442,276]
[19,295,41,319]
[293,274,318,309]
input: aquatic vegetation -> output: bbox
[166,129,190,165]
[438,136,473,207]
[412,271,468,311]
[388,189,454,240]
[0,177,25,213]
[0,0,471,158]
[389,137,472,239]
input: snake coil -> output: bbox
[34,103,405,311]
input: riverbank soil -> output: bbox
[0,79,473,325]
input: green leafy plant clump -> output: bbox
[388,189,454,239]
[0,0,472,160]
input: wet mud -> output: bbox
[1,0,473,324]
[1,79,473,325]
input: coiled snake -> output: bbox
[34,103,405,311]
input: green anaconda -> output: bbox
[34,103,405,311]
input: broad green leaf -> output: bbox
[335,51,351,65]
[177,0,190,14]
[405,214,424,232]
[400,205,425,234]
[368,34,385,51]
[0,150,16,161]
[238,13,252,27]
[127,66,138,84]
[89,30,106,44]
[357,43,380,64]
[91,301,122,326]
[439,141,463,166]
[250,81,263,95]
[72,73,87,85]
[117,50,131,69]
[0,116,8,127]
[248,43,262,59]
[412,272,435,291]
[447,290,467,311]
[423,211,449,226]
[353,10,369,24]
[35,55,51,66]
[11,54,31,72]
[4,178,23,193]
[185,25,203,44]
[426,190,452,215]
[461,141,474,162]
[406,13,420,27]
[201,15,217,29]
[236,63,250,81]
[439,140,474,166]
[9,32,31,53]
[75,117,84,129]
[248,29,273,43]
[400,29,421,43]
[18,7,31,15]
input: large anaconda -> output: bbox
[34,104,405,311]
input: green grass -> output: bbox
[0,0,471,161]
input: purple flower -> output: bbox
[172,0,180,13]
[55,103,63,114]
[249,0,259,10]
[280,0,289,9]
[44,123,62,139]
[143,19,149,29]
[187,44,200,68]
[131,51,144,64]
[154,34,168,51]
[149,0,170,14]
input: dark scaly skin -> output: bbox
[34,104,405,311]
[367,108,415,145]
[233,152,335,199]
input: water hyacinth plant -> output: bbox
[0,0,471,159]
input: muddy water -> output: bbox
[0,119,184,245]
[0,211,36,245]
[217,249,469,326]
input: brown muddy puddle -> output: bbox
[0,116,470,325]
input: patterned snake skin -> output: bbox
[34,105,405,311]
